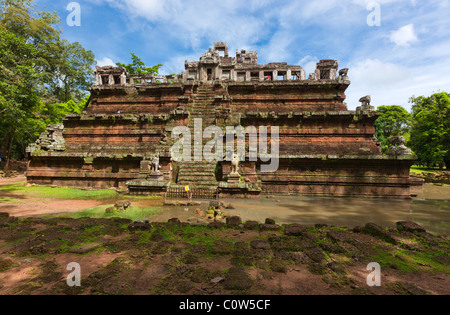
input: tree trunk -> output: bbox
[5,129,16,171]
[1,132,9,155]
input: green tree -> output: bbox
[374,105,412,153]
[408,92,450,168]
[116,53,162,75]
[0,0,96,166]
[47,40,96,102]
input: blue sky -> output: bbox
[35,0,450,110]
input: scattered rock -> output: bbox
[210,240,234,255]
[284,224,306,236]
[114,200,131,211]
[194,209,205,217]
[226,216,242,227]
[211,277,225,284]
[270,259,288,273]
[327,231,353,243]
[327,261,347,274]
[396,221,426,233]
[265,218,276,225]
[223,267,253,290]
[250,240,271,250]
[390,281,432,295]
[305,247,327,263]
[244,220,259,230]
[104,207,116,214]
[259,224,282,231]
[209,200,225,209]
[127,222,151,232]
[69,243,101,254]
[208,221,225,229]
[362,223,397,244]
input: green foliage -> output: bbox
[60,205,160,221]
[0,0,95,163]
[374,105,412,153]
[116,52,162,75]
[407,92,450,167]
[0,181,118,199]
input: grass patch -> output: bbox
[370,247,450,274]
[122,195,162,200]
[0,182,118,200]
[410,166,444,174]
[52,205,161,222]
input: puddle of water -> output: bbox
[149,184,450,235]
[224,196,449,235]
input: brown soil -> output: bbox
[0,213,448,296]
[0,176,448,296]
[0,176,104,217]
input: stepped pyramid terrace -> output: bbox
[26,42,417,198]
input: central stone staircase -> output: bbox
[175,84,219,192]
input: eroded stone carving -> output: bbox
[150,154,162,173]
[231,153,240,175]
[386,136,412,156]
[339,68,349,77]
[357,95,374,111]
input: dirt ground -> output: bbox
[0,175,449,296]
[0,212,448,296]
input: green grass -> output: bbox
[370,247,449,274]
[122,195,162,200]
[0,182,118,200]
[410,166,444,174]
[53,205,161,221]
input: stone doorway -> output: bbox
[207,68,213,81]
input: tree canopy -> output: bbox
[407,92,450,167]
[116,53,162,75]
[0,0,95,166]
[374,105,412,153]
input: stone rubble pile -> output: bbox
[26,123,65,153]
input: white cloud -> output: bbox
[389,24,418,47]
[345,57,450,111]
[96,57,116,67]
[297,55,319,76]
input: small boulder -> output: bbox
[226,216,242,227]
[168,218,181,224]
[208,221,225,229]
[396,221,426,233]
[259,224,282,231]
[114,200,131,210]
[250,240,271,250]
[244,220,259,230]
[285,223,306,236]
[265,218,276,225]
[223,267,253,290]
